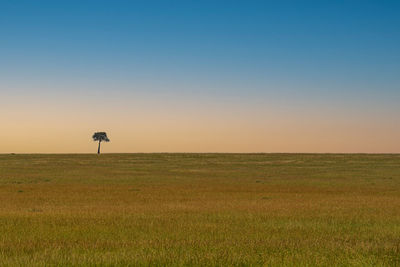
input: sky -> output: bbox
[1,0,400,153]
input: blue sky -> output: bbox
[1,1,400,152]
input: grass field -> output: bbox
[0,154,399,266]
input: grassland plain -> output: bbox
[0,154,399,266]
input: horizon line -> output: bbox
[2,152,400,155]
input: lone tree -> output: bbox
[92,132,110,154]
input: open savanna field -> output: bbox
[0,154,399,266]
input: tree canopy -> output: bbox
[92,132,110,142]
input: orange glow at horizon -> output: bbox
[1,93,399,153]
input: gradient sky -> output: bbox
[1,0,400,153]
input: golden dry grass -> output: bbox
[0,154,399,266]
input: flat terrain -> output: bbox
[0,154,399,266]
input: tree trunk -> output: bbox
[97,141,101,154]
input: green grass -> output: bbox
[0,154,400,266]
